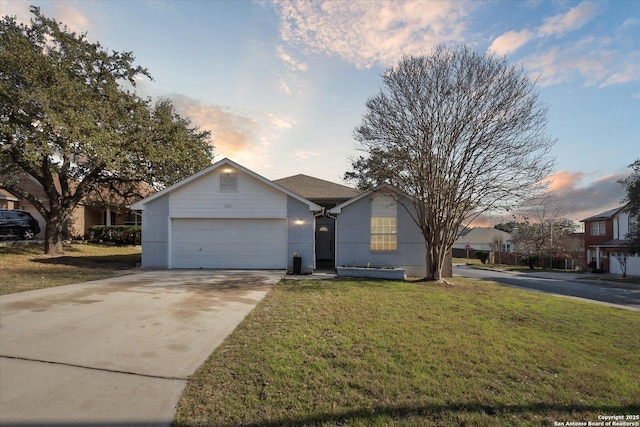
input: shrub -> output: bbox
[475,250,489,264]
[89,225,141,245]
[521,255,539,269]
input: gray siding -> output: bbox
[286,196,315,274]
[336,194,426,277]
[170,169,287,218]
[141,195,169,269]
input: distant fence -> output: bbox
[453,248,584,270]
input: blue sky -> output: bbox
[2,0,638,224]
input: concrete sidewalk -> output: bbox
[0,270,282,426]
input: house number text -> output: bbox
[224,204,232,209]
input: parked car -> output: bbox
[0,209,41,240]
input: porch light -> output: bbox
[222,167,234,174]
[294,218,305,225]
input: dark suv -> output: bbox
[0,209,41,240]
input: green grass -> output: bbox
[0,243,141,294]
[174,277,639,426]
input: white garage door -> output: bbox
[171,219,286,269]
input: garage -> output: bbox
[171,218,287,269]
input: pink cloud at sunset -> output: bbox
[469,168,632,228]
[543,170,587,192]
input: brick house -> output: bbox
[1,174,144,239]
[581,206,639,275]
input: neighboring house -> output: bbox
[452,227,513,257]
[0,189,19,210]
[581,206,639,276]
[0,174,143,239]
[130,158,446,277]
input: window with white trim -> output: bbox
[370,195,397,251]
[590,221,606,236]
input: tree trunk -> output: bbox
[44,208,68,255]
[425,243,442,282]
[44,221,65,254]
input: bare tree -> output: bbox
[346,46,555,281]
[612,251,629,278]
[512,193,566,268]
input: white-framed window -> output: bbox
[590,221,606,236]
[371,217,397,251]
[370,195,397,251]
[220,171,238,192]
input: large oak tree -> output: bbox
[1,7,213,254]
[346,46,555,281]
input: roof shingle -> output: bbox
[274,174,361,200]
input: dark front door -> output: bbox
[315,217,335,268]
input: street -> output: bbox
[453,265,640,311]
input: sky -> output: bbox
[1,0,639,227]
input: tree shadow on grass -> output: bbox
[174,402,640,427]
[30,254,141,270]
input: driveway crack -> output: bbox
[0,354,187,381]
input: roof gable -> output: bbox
[454,227,512,245]
[329,184,403,214]
[580,206,626,222]
[130,158,322,212]
[0,189,19,202]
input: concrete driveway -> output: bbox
[0,270,282,426]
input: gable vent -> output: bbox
[220,171,238,191]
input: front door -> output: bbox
[315,217,335,268]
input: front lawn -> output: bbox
[0,243,141,295]
[174,277,639,426]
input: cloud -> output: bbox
[488,2,638,89]
[279,78,291,94]
[470,169,629,227]
[1,1,92,36]
[599,58,640,87]
[293,151,319,160]
[542,170,628,221]
[168,94,261,159]
[277,45,308,72]
[272,0,473,69]
[543,170,587,192]
[166,95,300,172]
[262,112,295,130]
[538,1,601,38]
[0,0,31,23]
[54,3,91,34]
[621,18,639,30]
[488,29,534,56]
[523,38,639,88]
[276,45,308,94]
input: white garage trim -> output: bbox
[170,218,287,269]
